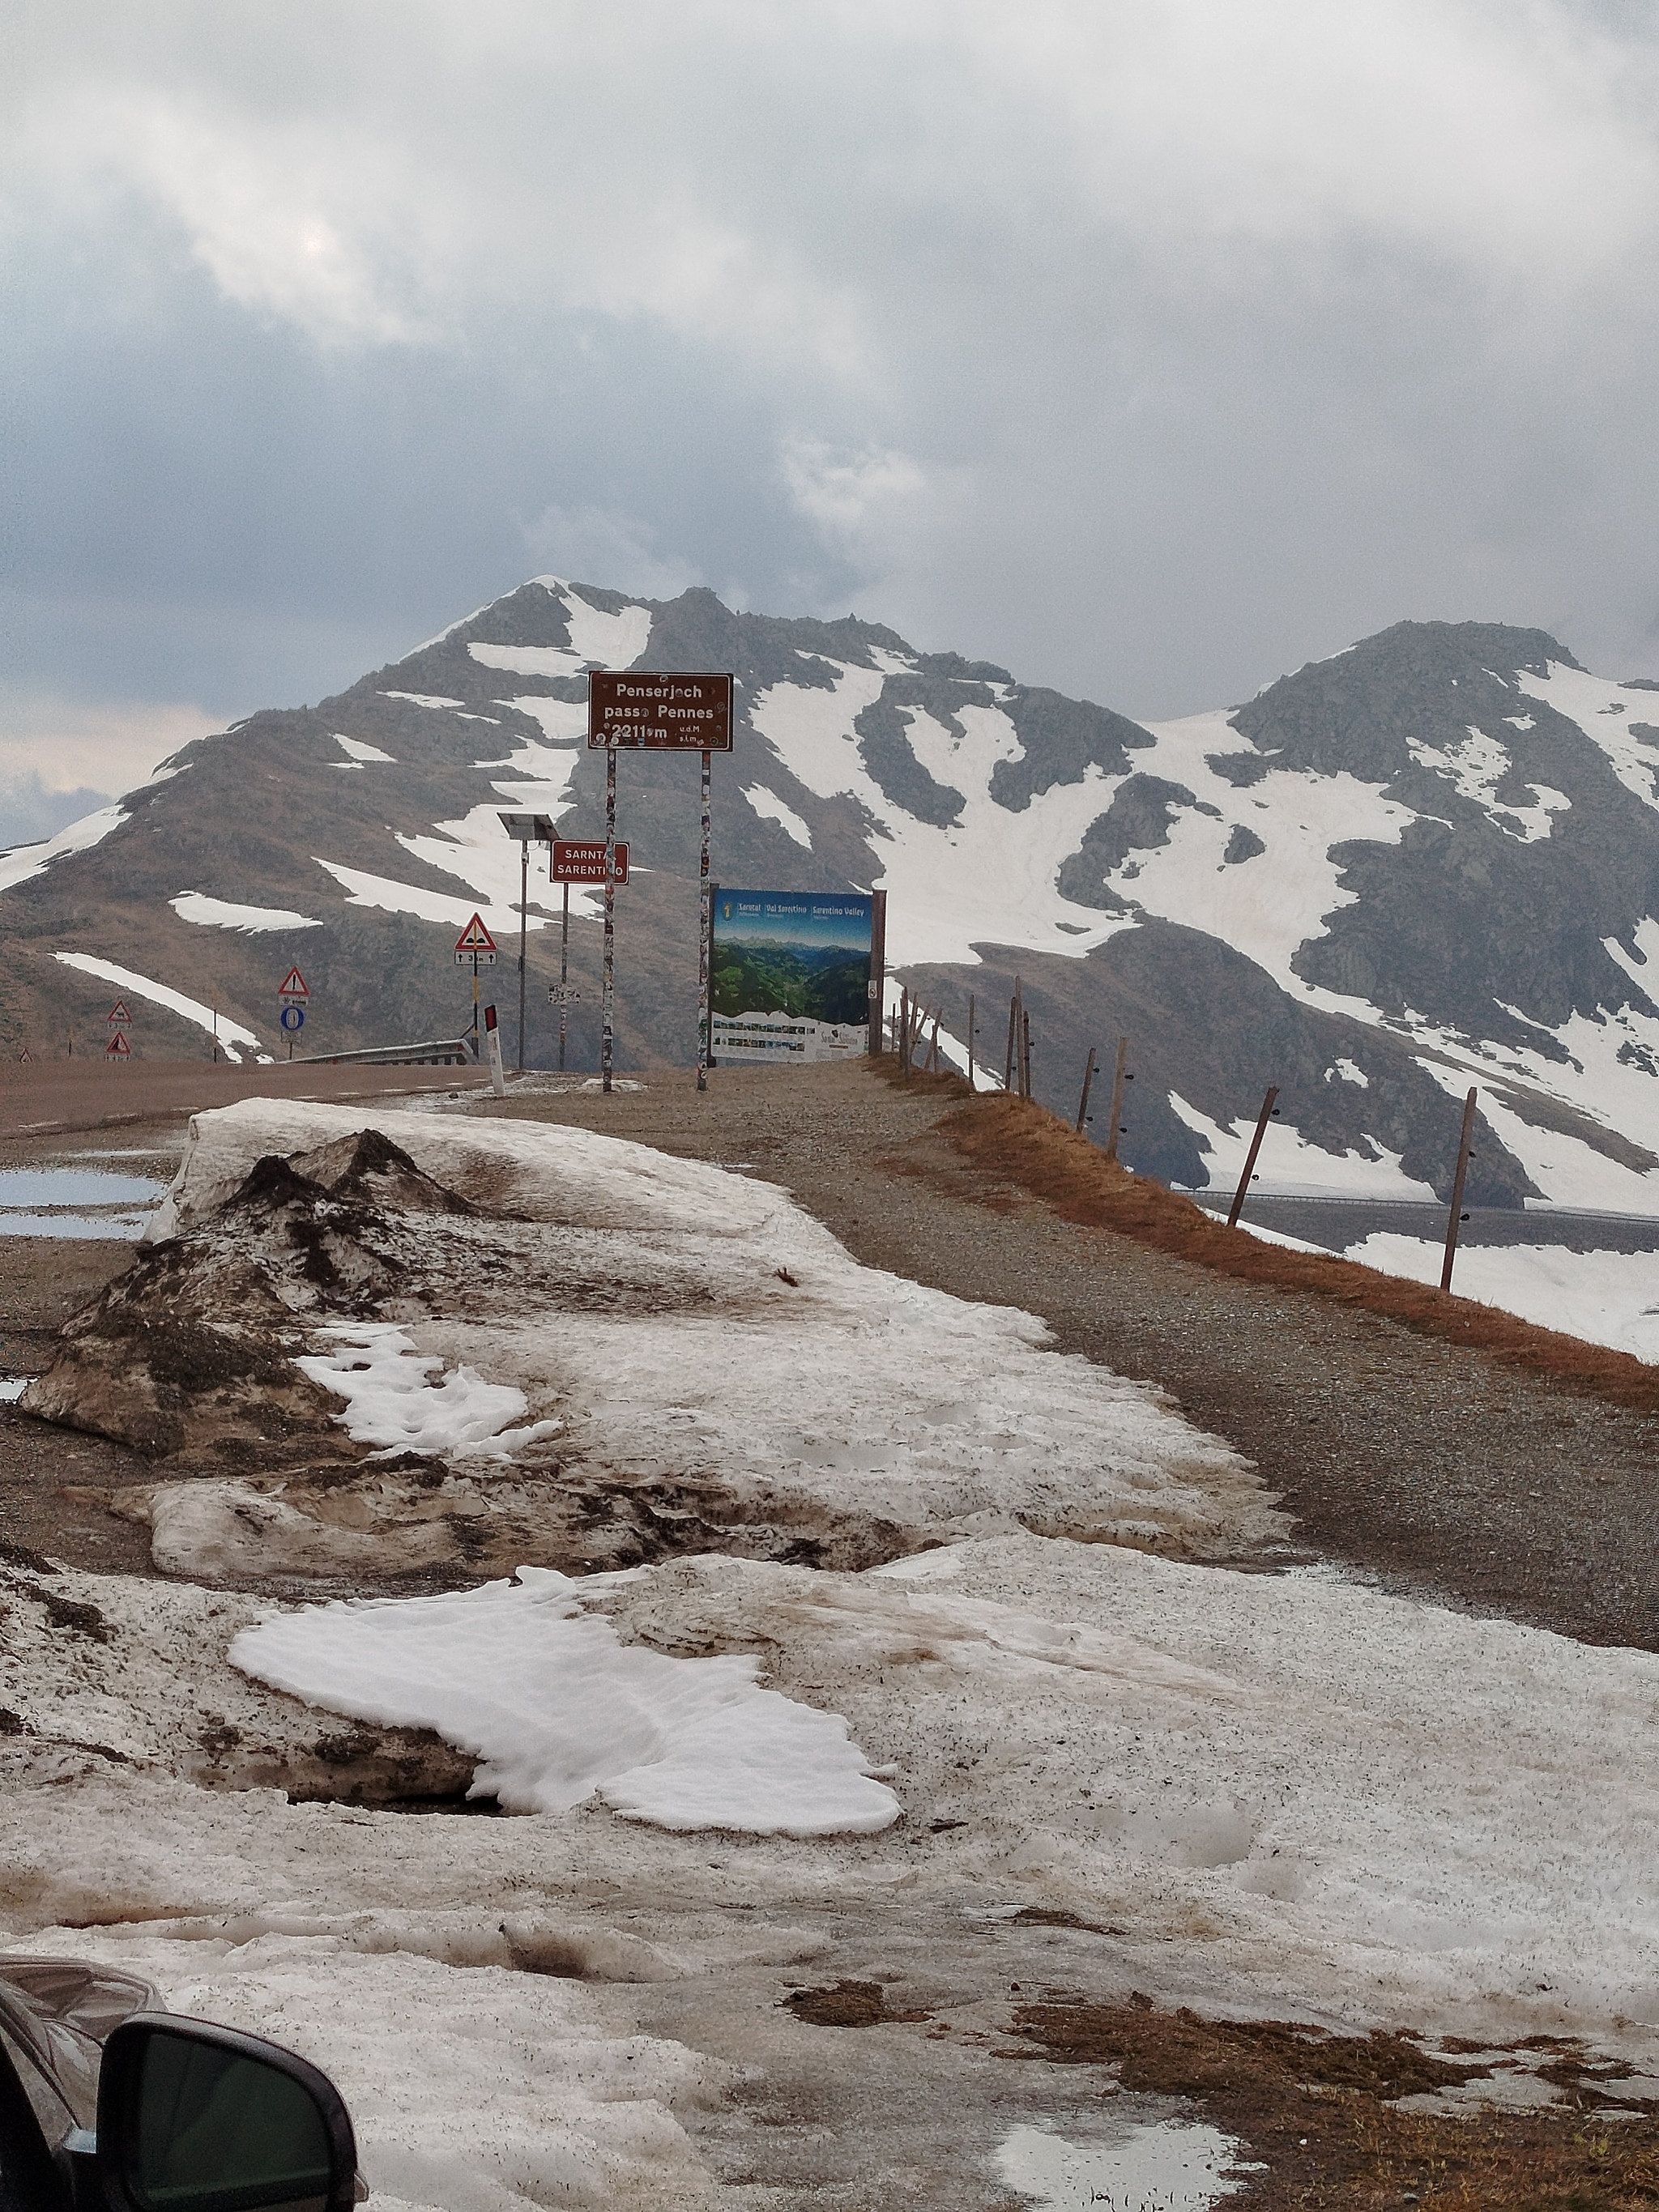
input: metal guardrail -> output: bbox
[287,1037,479,1068]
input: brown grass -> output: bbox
[878,1059,1659,1413]
[1007,1999,1659,2209]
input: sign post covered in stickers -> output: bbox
[709,891,881,1063]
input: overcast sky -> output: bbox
[5,0,1657,840]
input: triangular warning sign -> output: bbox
[278,966,309,999]
[106,1000,133,1026]
[105,1033,132,1059]
[454,913,497,954]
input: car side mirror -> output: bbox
[95,2018,357,2212]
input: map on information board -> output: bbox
[710,890,872,1064]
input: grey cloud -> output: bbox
[6,0,1657,738]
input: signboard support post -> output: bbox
[602,747,616,1095]
[516,839,528,1076]
[868,891,886,1055]
[559,881,569,1072]
[697,749,713,1092]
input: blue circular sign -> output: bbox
[280,1004,305,1031]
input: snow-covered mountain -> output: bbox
[7,577,1659,1211]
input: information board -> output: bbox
[710,891,873,1064]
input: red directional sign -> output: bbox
[454,913,497,965]
[278,966,309,1000]
[552,840,629,885]
[587,671,733,752]
[106,1000,133,1028]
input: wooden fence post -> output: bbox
[967,992,976,1089]
[1440,1088,1479,1292]
[1021,1008,1033,1098]
[1226,1085,1280,1228]
[1102,1037,1129,1163]
[1075,1046,1097,1134]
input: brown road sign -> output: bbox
[587,671,733,751]
[552,840,629,884]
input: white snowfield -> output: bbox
[170,892,323,933]
[137,1100,1268,1571]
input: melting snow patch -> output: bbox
[230,1568,902,1833]
[1345,1234,1659,1362]
[0,1377,28,1403]
[296,1323,562,1459]
[380,691,462,710]
[335,735,395,764]
[1405,725,1569,843]
[996,2120,1247,2211]
[744,783,813,848]
[0,803,129,893]
[171,893,322,933]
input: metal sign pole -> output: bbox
[517,839,528,1075]
[559,881,569,1072]
[697,748,712,1092]
[602,745,616,1094]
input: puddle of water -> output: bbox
[996,2121,1248,2212]
[0,1214,156,1240]
[0,1169,167,1208]
[0,1166,166,1239]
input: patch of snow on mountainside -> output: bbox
[170,893,322,933]
[311,858,529,936]
[1405,725,1569,842]
[335,735,395,763]
[53,953,267,1061]
[0,803,129,893]
[1603,918,1659,1004]
[397,803,570,918]
[381,691,463,710]
[469,585,650,678]
[1413,1051,1659,1211]
[1167,1092,1439,1200]
[751,664,1131,966]
[743,784,812,847]
[1345,1234,1659,1361]
[493,697,590,743]
[1517,664,1659,814]
[1108,710,1414,992]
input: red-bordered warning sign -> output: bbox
[278,966,309,999]
[454,914,497,964]
[105,1033,132,1061]
[106,1000,133,1028]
